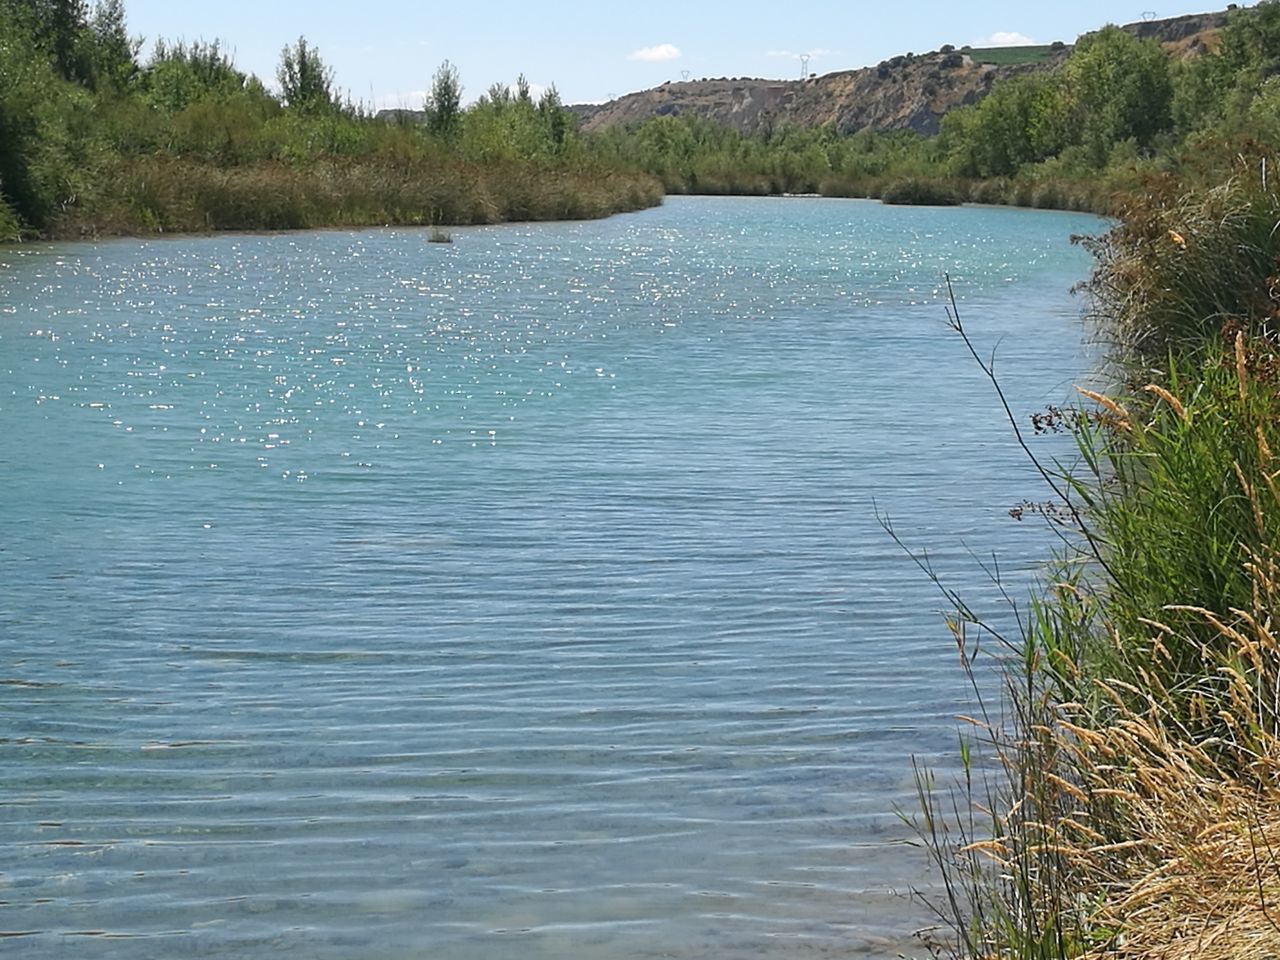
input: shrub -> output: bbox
[1086,161,1280,356]
[0,196,21,240]
[880,177,963,205]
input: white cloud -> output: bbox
[976,31,1037,46]
[627,43,682,62]
[374,90,429,112]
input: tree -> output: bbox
[1221,0,1280,77]
[485,80,511,107]
[88,0,137,89]
[943,74,1068,177]
[1171,53,1233,134]
[277,36,333,112]
[1063,27,1173,163]
[538,84,569,149]
[144,39,247,113]
[4,0,93,83]
[426,60,462,138]
[0,1,93,226]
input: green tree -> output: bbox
[1171,54,1234,134]
[144,39,248,113]
[1220,0,1280,78]
[538,84,568,150]
[943,74,1067,177]
[1063,26,1173,164]
[88,0,136,88]
[277,36,333,112]
[4,0,92,83]
[0,2,94,227]
[426,59,462,138]
[484,80,511,106]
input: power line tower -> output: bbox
[800,53,811,80]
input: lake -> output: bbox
[0,196,1102,958]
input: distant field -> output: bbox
[964,44,1061,65]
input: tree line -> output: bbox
[8,0,1280,239]
[0,0,659,239]
[598,4,1280,212]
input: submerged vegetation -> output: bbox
[0,0,660,239]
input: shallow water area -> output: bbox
[0,196,1102,958]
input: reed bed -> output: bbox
[51,155,662,238]
[916,164,1280,959]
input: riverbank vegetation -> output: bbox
[907,30,1280,960]
[0,0,660,240]
[6,0,1280,242]
[598,4,1280,215]
[913,163,1280,960]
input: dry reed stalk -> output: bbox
[1076,386,1133,430]
[1238,331,1250,406]
[1143,383,1189,423]
[1003,558,1280,960]
[927,533,1280,960]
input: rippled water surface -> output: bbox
[0,197,1102,958]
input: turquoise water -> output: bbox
[0,197,1101,958]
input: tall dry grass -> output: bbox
[915,176,1280,957]
[919,531,1280,960]
[53,155,663,238]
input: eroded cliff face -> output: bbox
[574,52,1042,138]
[1125,9,1228,45]
[570,9,1231,137]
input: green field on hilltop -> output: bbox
[964,44,1061,65]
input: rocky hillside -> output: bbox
[1123,8,1228,47]
[570,8,1230,137]
[574,53,1052,137]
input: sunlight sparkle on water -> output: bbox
[0,196,1102,960]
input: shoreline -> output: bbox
[1,187,1109,248]
[4,197,665,247]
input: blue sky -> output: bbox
[119,1,1233,108]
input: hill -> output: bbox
[568,9,1230,137]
